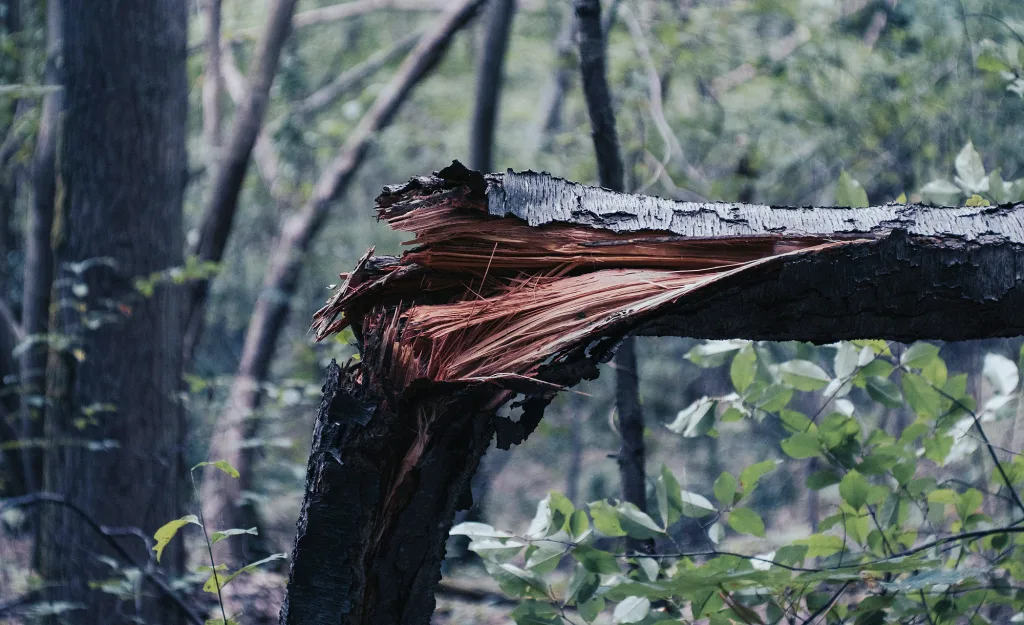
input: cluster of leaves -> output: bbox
[460,338,1024,624]
[153,460,286,625]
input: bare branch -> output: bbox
[185,0,299,365]
[295,29,422,119]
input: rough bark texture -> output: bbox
[185,0,299,365]
[37,1,188,623]
[575,0,651,554]
[283,163,1024,624]
[469,0,516,173]
[278,362,496,625]
[202,0,487,562]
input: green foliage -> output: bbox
[462,339,1024,625]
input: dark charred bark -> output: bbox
[203,0,488,564]
[283,164,1024,623]
[575,0,651,554]
[278,362,496,625]
[37,1,188,623]
[185,0,299,366]
[469,0,516,173]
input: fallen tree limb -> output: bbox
[280,162,1024,624]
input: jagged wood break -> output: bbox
[280,162,1024,625]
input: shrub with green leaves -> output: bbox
[455,339,1024,624]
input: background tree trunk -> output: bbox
[36,1,188,622]
[468,0,516,174]
[19,0,62,500]
[574,0,651,554]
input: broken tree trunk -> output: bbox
[280,162,1024,624]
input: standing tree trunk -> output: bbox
[201,0,488,564]
[19,0,62,499]
[37,2,189,623]
[574,0,651,553]
[202,0,224,152]
[468,0,516,174]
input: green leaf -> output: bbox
[977,50,1011,73]
[202,553,287,593]
[548,491,575,533]
[679,490,716,518]
[152,515,199,563]
[730,345,757,392]
[807,469,841,490]
[954,140,987,193]
[739,460,778,497]
[919,179,962,206]
[795,534,846,558]
[686,340,750,368]
[450,522,513,539]
[714,472,737,506]
[613,596,651,624]
[781,432,821,459]
[927,489,959,505]
[983,352,1019,395]
[485,561,550,597]
[510,600,563,625]
[573,545,621,574]
[866,376,903,408]
[567,564,600,605]
[578,596,605,623]
[192,460,240,479]
[615,502,664,539]
[728,507,765,537]
[666,397,716,437]
[839,470,870,510]
[657,465,684,527]
[210,527,258,545]
[902,373,942,420]
[778,360,831,391]
[525,542,567,572]
[569,509,589,539]
[902,343,940,369]
[837,171,869,208]
[588,501,626,537]
[955,489,983,519]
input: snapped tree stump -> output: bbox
[279,162,1024,625]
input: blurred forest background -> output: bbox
[0,0,1023,623]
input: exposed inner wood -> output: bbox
[313,162,863,386]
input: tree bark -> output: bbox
[201,0,488,564]
[202,0,223,151]
[278,361,496,625]
[20,0,62,499]
[575,0,651,554]
[36,1,188,623]
[283,164,1024,623]
[469,0,516,174]
[531,2,575,151]
[185,0,299,366]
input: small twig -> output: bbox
[190,471,229,625]
[802,581,849,625]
